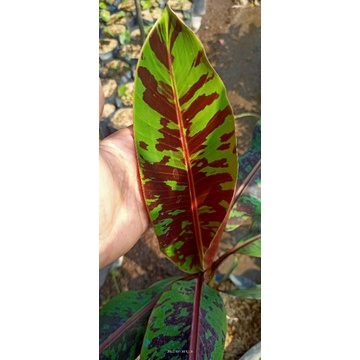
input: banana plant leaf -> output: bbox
[140,277,227,359]
[134,6,238,274]
[99,277,180,359]
[227,178,261,257]
[226,170,260,233]
[235,232,261,257]
[226,121,261,233]
[237,120,261,188]
[224,284,261,300]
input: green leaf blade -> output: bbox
[236,235,261,257]
[224,284,261,300]
[134,6,238,273]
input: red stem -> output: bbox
[189,273,203,359]
[209,234,261,279]
[232,159,261,207]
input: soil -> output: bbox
[100,0,261,358]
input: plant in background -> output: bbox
[140,0,153,10]
[100,9,111,23]
[100,5,260,360]
[117,84,127,98]
[99,0,115,24]
[118,28,131,45]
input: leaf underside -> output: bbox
[134,6,238,273]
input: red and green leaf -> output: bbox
[99,277,180,359]
[226,170,261,233]
[99,275,227,359]
[140,276,227,359]
[134,6,238,273]
[226,121,261,233]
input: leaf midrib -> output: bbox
[189,274,203,359]
[99,292,163,355]
[233,159,261,206]
[166,34,204,267]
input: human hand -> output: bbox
[99,79,149,269]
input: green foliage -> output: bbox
[118,28,131,45]
[114,10,126,19]
[224,284,261,300]
[141,0,152,9]
[103,26,115,37]
[236,235,261,257]
[117,84,127,97]
[109,268,121,294]
[99,1,108,9]
[144,24,154,36]
[100,9,111,23]
[226,120,261,237]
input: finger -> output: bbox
[126,124,134,138]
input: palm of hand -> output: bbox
[99,127,149,269]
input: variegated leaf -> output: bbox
[226,120,261,233]
[99,277,180,359]
[140,277,227,359]
[237,120,261,187]
[134,6,238,273]
[226,169,261,232]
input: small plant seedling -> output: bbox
[100,9,111,23]
[140,0,153,10]
[118,28,131,45]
